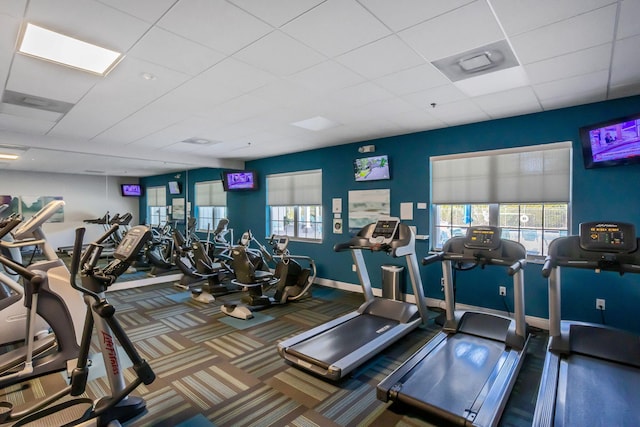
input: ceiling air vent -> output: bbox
[2,90,74,114]
[431,39,519,82]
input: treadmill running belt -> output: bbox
[393,334,506,419]
[287,314,400,369]
[556,354,640,427]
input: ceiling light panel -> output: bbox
[17,23,123,75]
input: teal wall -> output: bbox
[140,95,640,333]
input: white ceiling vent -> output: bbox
[431,40,519,82]
[2,90,74,114]
[181,137,219,145]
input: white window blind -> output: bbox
[147,186,166,206]
[431,142,571,204]
[195,180,226,206]
[267,169,322,206]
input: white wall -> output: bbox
[0,170,139,250]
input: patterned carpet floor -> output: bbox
[1,281,547,427]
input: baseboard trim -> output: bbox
[314,277,549,331]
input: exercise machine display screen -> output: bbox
[464,226,501,250]
[114,226,152,261]
[369,219,400,245]
[579,222,637,252]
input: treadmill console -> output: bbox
[369,218,400,245]
[579,222,637,253]
[464,226,501,251]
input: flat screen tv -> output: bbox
[168,181,182,195]
[222,170,258,191]
[354,154,390,181]
[580,113,640,169]
[121,184,142,197]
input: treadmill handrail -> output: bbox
[422,252,444,265]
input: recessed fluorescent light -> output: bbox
[17,23,123,76]
[291,116,341,131]
[0,153,20,160]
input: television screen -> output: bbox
[121,184,142,197]
[222,170,258,191]
[354,154,390,181]
[168,181,182,195]
[580,113,640,169]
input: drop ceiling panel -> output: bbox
[99,0,179,24]
[360,0,476,32]
[234,30,325,76]
[374,63,449,96]
[610,34,640,88]
[491,0,617,36]
[0,0,27,17]
[24,0,149,51]
[92,100,192,145]
[196,94,274,124]
[386,109,446,131]
[128,27,226,76]
[510,5,617,64]
[174,58,277,109]
[473,86,542,119]
[0,14,21,87]
[157,0,272,54]
[533,70,609,103]
[427,99,491,126]
[399,1,504,62]
[0,111,55,134]
[289,60,365,93]
[335,35,425,80]
[402,84,467,109]
[228,0,324,28]
[282,0,391,57]
[617,0,640,39]
[6,54,100,103]
[524,44,612,85]
[50,57,191,139]
[326,81,394,108]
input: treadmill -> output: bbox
[377,226,528,427]
[532,221,640,427]
[277,217,429,381]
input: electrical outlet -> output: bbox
[499,286,506,296]
[596,298,606,310]
[440,277,445,292]
[352,264,357,272]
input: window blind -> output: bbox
[146,186,166,206]
[431,142,571,204]
[195,180,226,206]
[267,169,322,206]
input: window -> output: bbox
[431,142,572,257]
[146,185,167,227]
[267,170,322,241]
[194,180,227,232]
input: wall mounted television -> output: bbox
[222,170,258,191]
[354,154,390,181]
[580,113,640,169]
[168,181,182,195]
[121,184,143,197]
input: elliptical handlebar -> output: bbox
[0,255,44,287]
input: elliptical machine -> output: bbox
[221,234,316,320]
[0,224,156,427]
[0,200,85,387]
